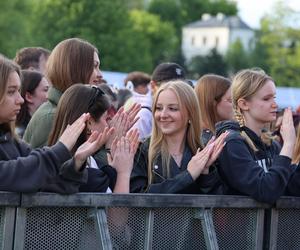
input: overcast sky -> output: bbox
[235,0,300,28]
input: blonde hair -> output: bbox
[195,74,231,132]
[148,80,202,184]
[293,124,300,164]
[232,68,274,151]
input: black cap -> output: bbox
[152,62,186,83]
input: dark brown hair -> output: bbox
[48,84,109,153]
[16,70,43,128]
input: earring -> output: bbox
[87,128,92,135]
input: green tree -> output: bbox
[258,1,300,86]
[187,48,228,79]
[0,0,32,58]
[129,9,178,69]
[225,39,250,74]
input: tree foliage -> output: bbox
[187,49,228,79]
[258,1,300,86]
[225,39,250,74]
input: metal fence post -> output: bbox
[195,208,219,250]
[88,208,112,250]
[254,208,265,250]
[268,209,278,250]
[13,208,27,250]
[144,209,154,250]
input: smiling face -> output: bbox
[0,71,24,124]
[242,80,278,127]
[154,89,188,137]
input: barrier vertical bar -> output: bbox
[88,208,112,250]
[144,209,154,250]
[254,208,265,250]
[268,209,278,250]
[197,208,219,250]
[13,208,27,250]
[2,207,16,250]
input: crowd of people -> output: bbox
[1,37,300,205]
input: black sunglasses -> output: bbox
[87,85,105,110]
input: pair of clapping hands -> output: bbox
[58,104,141,172]
[187,131,229,180]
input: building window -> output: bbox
[202,37,207,46]
[191,36,195,46]
[215,37,219,48]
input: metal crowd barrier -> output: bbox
[0,192,299,249]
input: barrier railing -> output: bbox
[0,192,298,249]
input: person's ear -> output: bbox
[150,80,158,94]
[237,98,249,111]
[25,92,34,104]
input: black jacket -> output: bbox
[0,131,88,193]
[215,121,297,204]
[130,139,222,194]
[79,160,117,193]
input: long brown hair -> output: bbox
[195,74,231,132]
[148,80,202,184]
[46,38,98,92]
[0,55,21,136]
[48,84,109,153]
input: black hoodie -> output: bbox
[215,121,297,204]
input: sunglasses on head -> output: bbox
[87,85,105,110]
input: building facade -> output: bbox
[182,13,254,61]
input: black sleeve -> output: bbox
[218,138,295,204]
[195,165,224,194]
[130,142,149,193]
[286,164,300,196]
[78,168,112,192]
[147,170,194,193]
[0,142,73,192]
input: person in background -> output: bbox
[216,68,297,204]
[23,38,102,148]
[48,84,139,193]
[150,62,190,94]
[194,74,233,145]
[14,47,50,74]
[0,55,108,193]
[16,70,50,138]
[130,80,228,194]
[98,83,118,119]
[124,71,152,140]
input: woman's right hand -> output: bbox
[59,113,90,151]
[73,127,114,171]
[280,107,296,158]
[187,144,214,180]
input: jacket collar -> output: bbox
[47,87,63,106]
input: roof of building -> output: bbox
[185,14,252,30]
